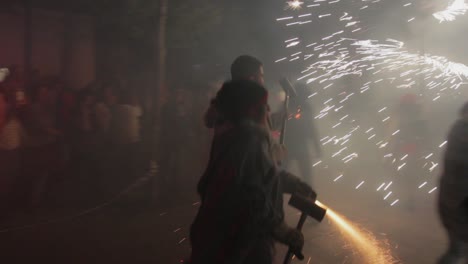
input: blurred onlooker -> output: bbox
[95,84,117,136]
[93,84,117,196]
[192,83,217,176]
[68,89,102,201]
[74,91,97,159]
[387,93,428,209]
[112,89,142,146]
[390,93,427,153]
[22,84,62,208]
[284,83,321,186]
[55,80,76,138]
[0,90,25,212]
[158,87,196,195]
[76,90,97,135]
[111,89,144,186]
[437,102,468,264]
[50,80,75,182]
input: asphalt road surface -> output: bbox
[0,168,446,264]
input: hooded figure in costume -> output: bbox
[284,83,321,186]
[438,102,468,264]
[190,80,315,264]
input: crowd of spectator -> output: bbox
[0,67,217,217]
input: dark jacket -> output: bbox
[191,120,312,264]
[439,117,468,241]
[191,121,282,264]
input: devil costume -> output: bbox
[190,80,314,264]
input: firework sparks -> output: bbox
[286,0,304,10]
[275,0,465,207]
[316,201,397,263]
[433,0,468,22]
[334,174,344,182]
[356,181,365,189]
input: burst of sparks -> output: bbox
[275,0,465,207]
[294,38,468,88]
[316,201,397,263]
[433,0,468,23]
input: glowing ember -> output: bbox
[286,0,304,10]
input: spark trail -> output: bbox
[275,0,466,205]
[316,201,399,263]
[433,0,468,23]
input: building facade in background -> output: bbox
[0,6,95,90]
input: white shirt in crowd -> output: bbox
[113,104,142,144]
[0,118,24,150]
[95,103,112,133]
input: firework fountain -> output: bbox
[272,1,467,262]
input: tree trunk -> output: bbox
[152,0,169,139]
[157,0,168,110]
[151,0,168,200]
[23,0,32,91]
[61,11,72,86]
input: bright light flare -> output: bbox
[286,0,304,10]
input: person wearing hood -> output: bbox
[438,102,468,264]
[204,55,313,189]
[204,55,265,129]
[190,80,315,264]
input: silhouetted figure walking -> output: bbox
[438,102,468,264]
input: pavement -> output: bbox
[0,163,448,264]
